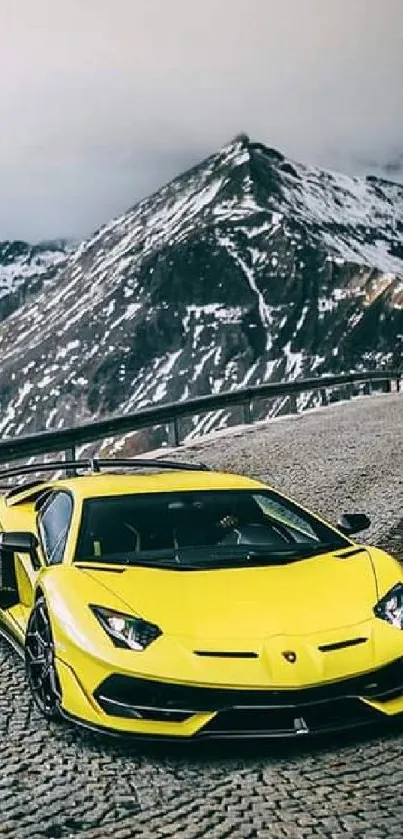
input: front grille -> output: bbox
[94,657,403,718]
[201,699,381,737]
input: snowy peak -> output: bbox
[77,131,403,279]
[231,136,403,276]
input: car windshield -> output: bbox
[74,489,348,569]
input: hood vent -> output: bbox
[194,650,258,659]
[319,637,368,653]
[335,548,367,559]
[78,565,126,574]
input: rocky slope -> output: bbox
[0,239,69,323]
[0,135,402,444]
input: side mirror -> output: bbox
[0,532,40,569]
[337,513,371,537]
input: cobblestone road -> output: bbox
[1,392,403,839]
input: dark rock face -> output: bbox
[0,136,402,441]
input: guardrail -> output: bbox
[0,369,400,465]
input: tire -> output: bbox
[25,596,62,720]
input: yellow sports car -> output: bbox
[0,456,403,739]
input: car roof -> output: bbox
[49,470,266,501]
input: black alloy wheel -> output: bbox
[25,596,62,719]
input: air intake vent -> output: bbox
[194,650,258,659]
[77,565,126,574]
[319,637,368,653]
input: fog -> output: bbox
[1,0,402,240]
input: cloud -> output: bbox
[0,0,402,239]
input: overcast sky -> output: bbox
[1,0,402,241]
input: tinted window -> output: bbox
[39,492,73,565]
[75,489,348,569]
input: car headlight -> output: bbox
[374,583,403,629]
[91,606,162,650]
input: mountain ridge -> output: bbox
[0,135,401,444]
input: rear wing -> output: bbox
[0,457,211,500]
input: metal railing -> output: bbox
[0,369,399,466]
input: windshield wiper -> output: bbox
[76,542,342,570]
[76,551,178,568]
[246,542,341,558]
[177,543,344,569]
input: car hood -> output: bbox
[81,548,377,640]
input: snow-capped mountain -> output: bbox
[0,134,402,444]
[0,239,69,322]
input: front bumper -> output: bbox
[58,656,403,739]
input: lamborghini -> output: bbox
[0,456,403,739]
